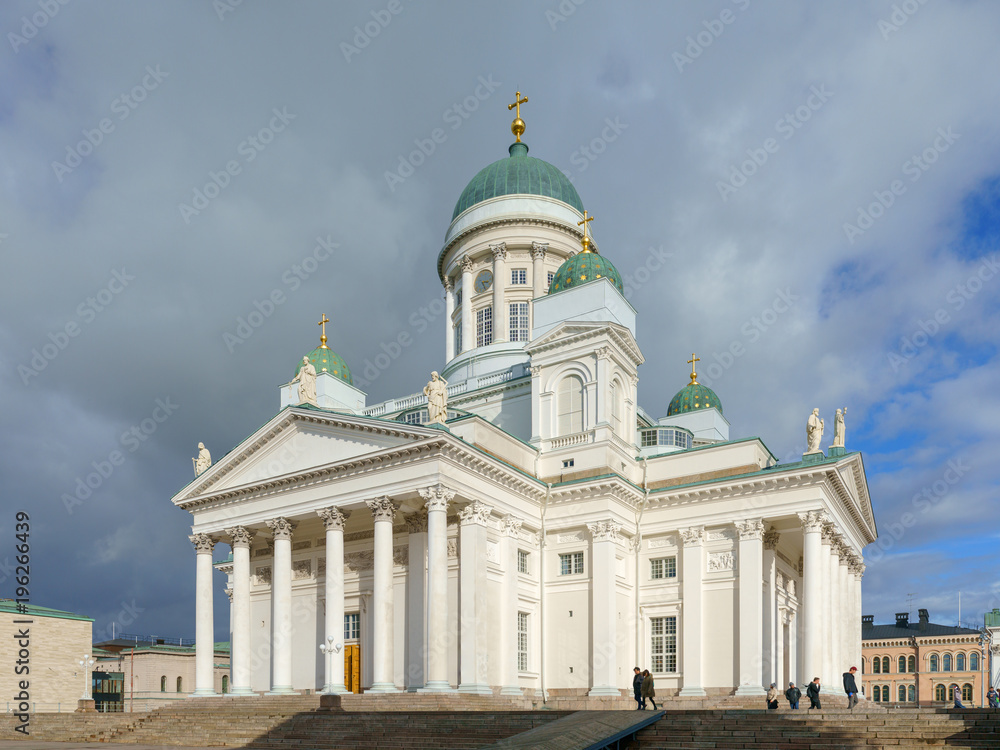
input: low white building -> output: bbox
[173,111,877,699]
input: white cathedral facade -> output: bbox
[173,108,877,701]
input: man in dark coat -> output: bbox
[843,666,859,709]
[632,667,644,709]
[806,677,822,709]
[785,681,801,709]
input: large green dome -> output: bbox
[667,381,722,416]
[295,345,352,385]
[548,251,624,295]
[452,142,584,220]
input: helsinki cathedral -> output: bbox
[173,94,877,701]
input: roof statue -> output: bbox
[293,356,318,406]
[192,442,211,477]
[805,408,824,455]
[831,407,847,448]
[423,371,449,425]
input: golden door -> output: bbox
[343,645,361,693]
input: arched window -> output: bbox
[934,684,946,702]
[160,676,166,692]
[898,685,907,702]
[881,685,890,702]
[907,685,916,702]
[970,652,980,671]
[908,655,916,673]
[898,655,907,673]
[873,686,881,702]
[943,653,952,672]
[882,656,890,673]
[176,676,183,693]
[610,381,623,437]
[221,675,228,694]
[873,657,881,673]
[929,654,939,672]
[556,375,584,435]
[956,653,965,671]
[962,683,973,701]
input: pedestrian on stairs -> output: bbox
[633,667,644,710]
[785,682,801,709]
[766,683,780,709]
[640,669,657,710]
[953,685,965,709]
[806,677,822,709]
[987,686,999,708]
[843,666,859,709]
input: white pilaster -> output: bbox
[318,508,349,694]
[265,517,296,694]
[458,500,493,694]
[491,243,507,343]
[679,526,707,696]
[191,534,218,697]
[225,527,254,695]
[405,513,428,691]
[366,496,399,692]
[595,347,611,428]
[839,546,851,673]
[529,365,542,444]
[799,511,825,684]
[501,515,524,695]
[788,610,798,686]
[419,484,455,692]
[460,255,473,354]
[587,519,620,696]
[854,560,865,671]
[735,519,766,696]
[763,528,779,688]
[444,278,455,362]
[531,241,548,299]
[821,524,836,683]
[776,606,786,689]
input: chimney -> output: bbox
[862,615,874,631]
[918,608,929,630]
[895,612,909,628]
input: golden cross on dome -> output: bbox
[578,210,595,253]
[687,353,700,384]
[508,91,528,142]
[318,313,330,348]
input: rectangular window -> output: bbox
[344,613,360,641]
[476,306,493,347]
[517,549,529,574]
[517,612,529,671]
[640,430,657,447]
[454,323,462,354]
[650,556,677,580]
[650,616,677,673]
[509,301,529,342]
[456,288,462,306]
[511,268,527,285]
[559,551,584,575]
[547,271,554,289]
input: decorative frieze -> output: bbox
[393,545,409,567]
[447,538,458,558]
[705,528,731,541]
[405,514,428,534]
[558,531,586,543]
[486,541,499,563]
[345,551,374,572]
[317,507,350,531]
[292,560,311,579]
[254,566,271,585]
[707,551,735,572]
[292,540,312,551]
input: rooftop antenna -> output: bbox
[906,593,916,617]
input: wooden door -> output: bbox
[344,645,361,693]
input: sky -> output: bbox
[1,0,999,644]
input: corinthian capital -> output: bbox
[444,277,454,292]
[530,241,548,260]
[501,514,523,537]
[460,255,474,273]
[736,518,765,541]
[366,496,397,523]
[798,510,827,533]
[680,526,704,545]
[317,507,350,531]
[490,242,507,261]
[419,483,455,512]
[226,526,254,548]
[763,528,780,551]
[265,517,296,540]
[459,500,493,526]
[190,533,216,554]
[588,519,621,543]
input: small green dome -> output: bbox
[548,252,624,295]
[667,381,722,416]
[295,346,352,385]
[452,142,584,220]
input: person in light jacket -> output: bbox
[766,683,779,709]
[640,669,657,710]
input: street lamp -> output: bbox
[318,637,342,695]
[79,655,96,700]
[978,628,991,708]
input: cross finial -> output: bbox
[687,353,700,384]
[318,313,330,348]
[508,91,528,142]
[578,210,595,253]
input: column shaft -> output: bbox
[318,508,349,694]
[800,512,825,684]
[501,516,523,695]
[367,496,398,692]
[421,485,454,691]
[763,529,779,688]
[735,519,766,696]
[405,515,428,691]
[459,501,492,694]
[587,520,620,696]
[679,527,706,696]
[491,244,507,343]
[266,518,295,694]
[460,256,473,353]
[192,534,217,696]
[531,242,547,299]
[444,279,455,362]
[227,528,253,695]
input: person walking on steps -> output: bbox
[766,683,780,709]
[843,666,859,709]
[806,677,822,709]
[987,686,999,708]
[785,682,801,710]
[641,669,657,710]
[953,685,965,709]
[632,667,644,710]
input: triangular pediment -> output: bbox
[525,320,644,366]
[172,407,432,504]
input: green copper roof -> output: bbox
[548,252,624,294]
[295,345,352,385]
[452,142,584,220]
[667,381,723,416]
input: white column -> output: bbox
[458,500,493,694]
[799,511,825,684]
[265,517,296,694]
[776,605,786,689]
[822,525,838,683]
[529,365,542,444]
[191,534,218,697]
[854,561,865,672]
[788,610,798,686]
[491,243,507,343]
[460,255,473,353]
[679,526,706,696]
[317,508,349,694]
[763,528,779,688]
[735,519,766,695]
[501,515,524,695]
[839,547,851,673]
[419,484,454,691]
[587,520,620,696]
[531,241,548,299]
[595,346,611,427]
[405,513,428,691]
[444,278,455,362]
[225,527,254,695]
[366,496,398,692]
